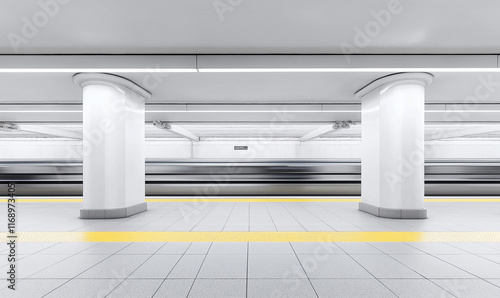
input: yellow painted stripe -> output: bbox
[1,198,500,203]
[0,198,83,203]
[425,199,500,202]
[1,231,500,243]
[148,198,361,202]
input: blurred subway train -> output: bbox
[0,159,499,196]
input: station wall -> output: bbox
[1,139,499,160]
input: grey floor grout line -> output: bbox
[246,242,249,298]
[41,241,135,297]
[104,242,169,297]
[281,202,322,232]
[263,202,278,231]
[150,242,197,298]
[162,201,218,231]
[372,242,462,297]
[335,243,402,298]
[184,243,213,298]
[17,241,103,281]
[414,243,500,290]
[188,203,221,232]
[289,242,320,298]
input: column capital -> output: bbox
[355,72,434,99]
[73,72,151,100]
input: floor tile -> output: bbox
[336,242,384,254]
[391,254,474,278]
[447,243,500,254]
[248,278,317,298]
[197,254,247,278]
[249,254,306,278]
[0,279,68,297]
[368,242,426,255]
[485,279,500,288]
[352,255,421,278]
[17,243,59,255]
[380,279,455,298]
[431,278,500,298]
[436,255,500,278]
[249,242,295,255]
[16,254,71,278]
[44,278,125,298]
[208,242,247,255]
[115,242,164,255]
[297,255,373,279]
[107,279,164,298]
[290,242,345,255]
[30,254,109,278]
[155,242,192,255]
[32,242,99,255]
[77,242,131,255]
[129,255,181,278]
[185,242,212,254]
[77,255,149,278]
[167,255,206,278]
[311,279,397,298]
[152,279,194,297]
[480,254,500,264]
[406,242,470,255]
[188,279,246,298]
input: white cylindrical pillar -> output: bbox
[73,73,151,219]
[356,73,433,219]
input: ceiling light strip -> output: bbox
[0,68,499,73]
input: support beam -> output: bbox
[425,125,500,141]
[356,72,434,219]
[153,121,200,142]
[300,121,353,142]
[74,73,150,219]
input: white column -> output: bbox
[356,73,433,219]
[73,73,151,219]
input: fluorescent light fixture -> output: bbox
[0,68,499,73]
[147,110,359,113]
[198,68,500,73]
[0,68,197,73]
[0,123,18,131]
[300,121,354,142]
[153,121,200,142]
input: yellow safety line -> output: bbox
[1,198,500,203]
[148,198,361,202]
[1,231,500,243]
[425,199,500,202]
[0,199,84,202]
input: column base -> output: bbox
[359,202,427,219]
[80,202,147,219]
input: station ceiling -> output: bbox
[1,1,500,140]
[1,0,500,54]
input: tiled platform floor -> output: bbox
[1,200,500,297]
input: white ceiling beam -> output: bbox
[0,55,497,73]
[425,125,500,141]
[0,55,197,73]
[2,104,500,123]
[153,121,200,142]
[16,124,83,139]
[197,55,498,72]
